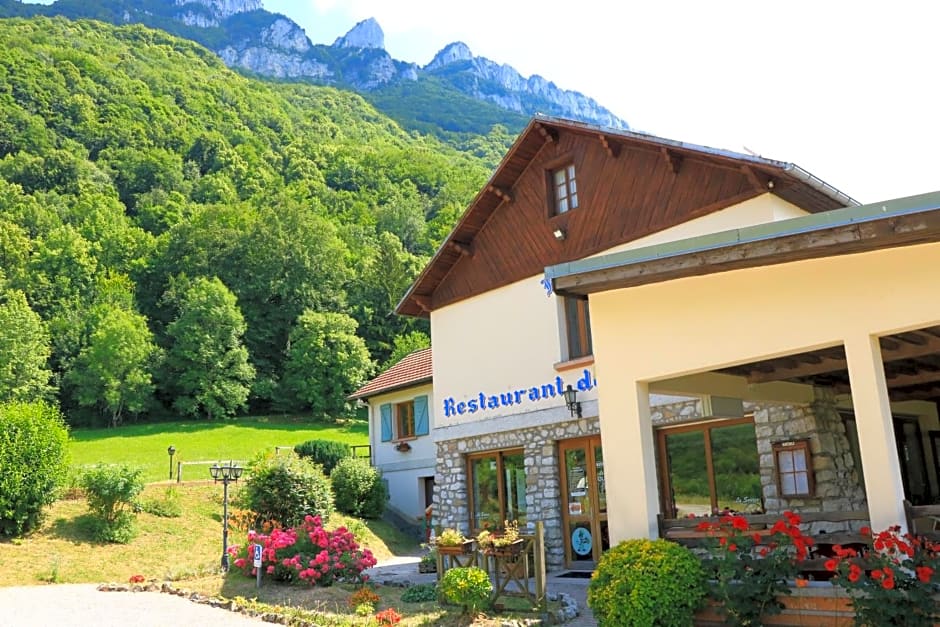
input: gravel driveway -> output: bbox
[0,584,263,626]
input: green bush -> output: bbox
[241,451,334,527]
[438,566,491,614]
[293,439,351,475]
[330,457,387,519]
[587,538,706,627]
[401,583,438,603]
[0,401,70,536]
[81,464,144,543]
[140,486,182,518]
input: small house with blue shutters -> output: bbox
[349,348,435,527]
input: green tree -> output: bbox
[282,311,372,420]
[66,305,157,427]
[165,276,254,419]
[0,290,53,403]
[382,331,431,370]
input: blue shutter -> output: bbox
[380,403,392,441]
[414,395,429,436]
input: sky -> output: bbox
[262,0,939,205]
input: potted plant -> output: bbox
[476,520,523,556]
[418,545,437,573]
[435,527,474,555]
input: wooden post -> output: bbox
[176,461,182,483]
[535,521,547,610]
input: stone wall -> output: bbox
[434,416,600,571]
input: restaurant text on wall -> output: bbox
[442,369,597,417]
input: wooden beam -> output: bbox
[487,185,512,203]
[447,240,473,257]
[660,147,682,174]
[747,355,847,383]
[535,123,557,143]
[598,133,620,158]
[412,295,432,313]
[747,334,940,384]
[886,369,940,389]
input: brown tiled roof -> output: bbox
[349,348,432,400]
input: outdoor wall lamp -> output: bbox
[564,384,582,418]
[167,445,176,480]
[553,227,566,241]
[210,462,244,570]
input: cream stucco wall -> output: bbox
[588,241,940,543]
[596,193,808,258]
[430,277,598,429]
[366,383,435,520]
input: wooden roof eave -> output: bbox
[395,118,554,318]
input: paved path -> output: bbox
[0,557,596,626]
[0,584,264,627]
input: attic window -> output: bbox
[551,164,578,215]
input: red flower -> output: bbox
[871,569,884,580]
[859,526,871,536]
[696,521,712,532]
[728,543,737,552]
[795,577,809,588]
[751,533,762,544]
[731,516,749,531]
[882,577,895,590]
[129,574,145,584]
[917,566,934,583]
[824,559,838,572]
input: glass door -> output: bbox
[559,436,609,568]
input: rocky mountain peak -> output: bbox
[426,42,474,70]
[333,17,384,50]
[173,0,262,19]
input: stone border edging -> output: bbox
[96,581,582,625]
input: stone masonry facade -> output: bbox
[434,416,600,571]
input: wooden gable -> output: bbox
[398,117,854,318]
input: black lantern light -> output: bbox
[563,384,582,418]
[167,445,176,481]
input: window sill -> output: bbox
[553,355,594,372]
[393,436,418,443]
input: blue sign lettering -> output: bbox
[442,369,598,417]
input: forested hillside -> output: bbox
[0,17,498,426]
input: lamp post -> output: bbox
[167,445,176,481]
[210,461,243,570]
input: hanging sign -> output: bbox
[568,502,582,516]
[571,527,593,556]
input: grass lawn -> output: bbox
[69,417,368,483]
[0,483,552,626]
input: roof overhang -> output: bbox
[347,376,432,402]
[546,191,940,297]
[397,115,857,318]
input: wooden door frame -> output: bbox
[559,435,606,569]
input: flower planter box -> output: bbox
[694,584,855,627]
[482,538,525,558]
[437,540,475,556]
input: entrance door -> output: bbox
[559,436,609,569]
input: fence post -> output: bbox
[535,521,547,610]
[177,461,182,483]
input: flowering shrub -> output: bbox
[826,525,940,626]
[347,587,380,609]
[587,538,705,627]
[227,514,377,587]
[128,574,145,584]
[374,607,402,625]
[436,527,467,547]
[438,566,492,614]
[697,511,813,626]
